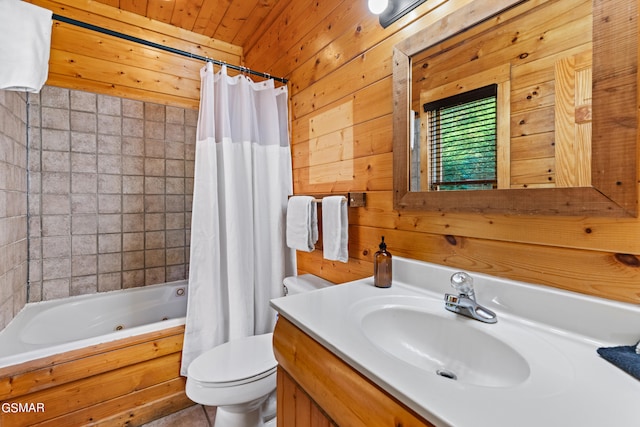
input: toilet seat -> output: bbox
[188,333,277,387]
[185,275,331,427]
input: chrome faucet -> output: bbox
[444,272,497,324]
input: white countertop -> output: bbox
[270,257,640,427]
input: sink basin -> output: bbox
[271,256,640,426]
[360,305,530,388]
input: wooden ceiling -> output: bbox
[93,0,285,50]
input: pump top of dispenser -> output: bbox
[379,236,387,251]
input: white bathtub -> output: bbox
[0,280,188,369]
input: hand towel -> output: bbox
[322,196,348,263]
[597,342,640,380]
[0,0,53,92]
[286,196,318,252]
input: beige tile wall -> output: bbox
[0,89,28,329]
[28,86,196,302]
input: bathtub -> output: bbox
[0,280,193,427]
[0,280,188,369]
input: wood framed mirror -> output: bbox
[393,0,638,217]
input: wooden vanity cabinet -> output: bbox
[273,317,435,427]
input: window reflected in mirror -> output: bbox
[412,84,498,191]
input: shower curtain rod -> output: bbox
[51,14,288,84]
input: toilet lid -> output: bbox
[188,333,277,385]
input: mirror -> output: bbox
[393,0,638,217]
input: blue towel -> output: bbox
[597,344,640,380]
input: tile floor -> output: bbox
[142,405,216,426]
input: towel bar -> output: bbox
[288,193,366,207]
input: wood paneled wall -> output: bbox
[245,0,640,304]
[28,0,242,109]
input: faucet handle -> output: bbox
[450,272,474,296]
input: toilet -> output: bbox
[185,274,332,427]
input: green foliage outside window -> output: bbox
[425,85,497,191]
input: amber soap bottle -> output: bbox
[374,236,392,288]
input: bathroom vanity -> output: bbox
[274,316,433,426]
[270,257,640,427]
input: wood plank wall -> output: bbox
[244,0,640,304]
[28,0,243,109]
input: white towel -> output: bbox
[0,0,53,93]
[286,196,318,252]
[322,196,348,263]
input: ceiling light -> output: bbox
[368,0,389,15]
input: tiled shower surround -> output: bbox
[0,90,28,329]
[27,86,196,303]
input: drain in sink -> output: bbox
[436,369,457,380]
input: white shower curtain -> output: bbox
[181,63,295,375]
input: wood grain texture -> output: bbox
[95,0,286,49]
[245,0,640,303]
[591,0,639,214]
[274,317,434,427]
[400,0,610,204]
[29,0,243,108]
[555,55,592,187]
[0,326,190,427]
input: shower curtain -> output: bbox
[181,63,295,375]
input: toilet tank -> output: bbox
[283,274,332,296]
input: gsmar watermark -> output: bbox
[1,402,46,413]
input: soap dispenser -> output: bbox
[374,236,392,288]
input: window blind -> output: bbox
[424,84,498,191]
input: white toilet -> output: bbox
[185,274,332,427]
